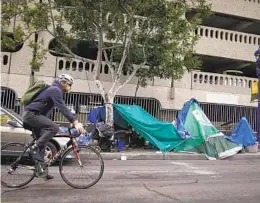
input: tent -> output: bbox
[88,106,129,129]
[174,98,242,159]
[226,117,257,147]
[113,104,184,152]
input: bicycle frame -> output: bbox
[10,130,82,171]
[47,134,80,166]
[3,130,104,189]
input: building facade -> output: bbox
[1,0,259,129]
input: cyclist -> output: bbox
[23,74,85,179]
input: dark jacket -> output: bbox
[25,80,76,123]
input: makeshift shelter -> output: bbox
[113,104,184,152]
[88,106,129,129]
[226,117,257,147]
[174,98,242,159]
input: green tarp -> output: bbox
[174,101,222,152]
[174,101,242,159]
[113,102,241,159]
[113,104,184,152]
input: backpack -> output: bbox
[20,80,50,106]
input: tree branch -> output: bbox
[92,27,104,80]
[103,49,114,81]
[8,29,43,48]
[45,28,90,62]
[92,22,99,29]
[92,1,104,81]
[48,0,56,34]
[108,19,128,63]
[115,64,142,94]
[94,79,106,96]
[114,29,133,83]
[119,1,131,17]
[102,44,123,50]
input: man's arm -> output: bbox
[50,88,77,124]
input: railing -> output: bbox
[192,71,258,89]
[201,102,257,132]
[196,26,260,46]
[56,57,129,77]
[1,86,257,132]
[245,0,260,3]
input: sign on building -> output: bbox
[251,81,258,102]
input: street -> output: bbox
[1,159,260,203]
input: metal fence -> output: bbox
[1,86,257,132]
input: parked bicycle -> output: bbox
[1,128,104,189]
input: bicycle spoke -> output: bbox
[59,146,104,189]
[1,143,35,188]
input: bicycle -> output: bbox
[1,128,104,189]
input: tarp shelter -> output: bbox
[113,104,184,152]
[226,117,257,147]
[174,98,242,159]
[87,106,129,129]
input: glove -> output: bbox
[74,123,86,134]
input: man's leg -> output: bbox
[31,127,54,180]
[23,111,59,161]
[32,127,46,162]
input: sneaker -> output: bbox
[45,174,54,180]
[29,146,45,162]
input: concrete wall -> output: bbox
[1,2,259,110]
[195,26,260,62]
[207,0,260,20]
[1,68,257,110]
[1,27,258,109]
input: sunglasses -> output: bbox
[67,83,72,87]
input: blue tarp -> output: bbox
[226,117,257,147]
[87,107,104,123]
[87,106,129,129]
[175,98,198,139]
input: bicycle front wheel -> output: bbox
[1,143,35,188]
[59,145,104,189]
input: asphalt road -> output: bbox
[1,159,260,203]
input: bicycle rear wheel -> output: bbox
[59,145,104,189]
[1,143,35,188]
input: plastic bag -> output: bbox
[76,133,93,145]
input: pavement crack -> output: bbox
[141,181,185,203]
[159,179,199,187]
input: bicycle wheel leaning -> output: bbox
[1,143,35,188]
[59,145,104,189]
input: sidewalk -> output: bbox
[100,149,260,160]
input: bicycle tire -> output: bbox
[1,142,35,188]
[59,145,104,189]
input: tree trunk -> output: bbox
[104,93,115,128]
[133,79,140,104]
[29,69,35,87]
[105,102,114,127]
[29,33,38,87]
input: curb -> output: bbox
[100,152,260,160]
